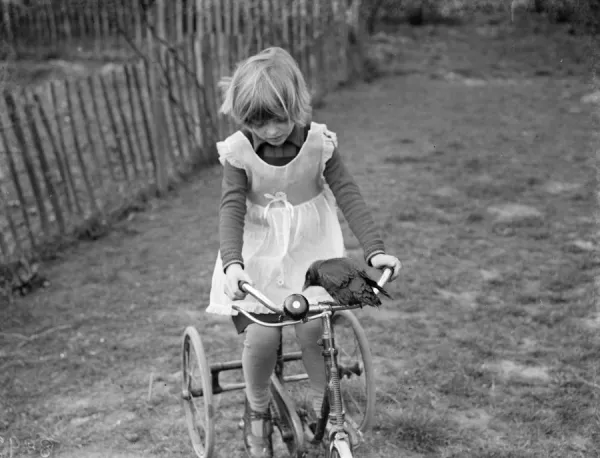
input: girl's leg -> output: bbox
[294,319,327,415]
[243,324,281,434]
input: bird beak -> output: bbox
[302,281,309,291]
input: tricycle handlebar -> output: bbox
[233,267,394,326]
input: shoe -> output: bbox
[242,397,273,458]
[324,419,362,449]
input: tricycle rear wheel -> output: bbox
[182,326,215,458]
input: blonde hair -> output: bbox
[218,47,312,127]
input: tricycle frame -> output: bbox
[182,268,391,458]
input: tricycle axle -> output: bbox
[186,373,310,398]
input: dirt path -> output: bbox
[2,17,598,458]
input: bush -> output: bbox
[361,0,600,34]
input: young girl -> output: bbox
[207,47,402,458]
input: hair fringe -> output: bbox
[218,47,312,127]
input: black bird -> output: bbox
[303,257,391,308]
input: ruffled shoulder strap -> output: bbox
[216,131,253,170]
[311,122,338,172]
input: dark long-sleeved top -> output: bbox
[219,123,385,273]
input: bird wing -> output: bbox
[316,258,359,291]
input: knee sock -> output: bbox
[242,324,280,435]
[295,319,327,417]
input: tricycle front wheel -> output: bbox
[332,310,376,434]
[182,326,215,458]
[270,374,306,458]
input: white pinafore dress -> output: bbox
[207,122,345,316]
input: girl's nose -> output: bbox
[265,124,278,137]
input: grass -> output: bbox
[1,11,599,458]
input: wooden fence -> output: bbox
[0,0,358,265]
[0,0,190,55]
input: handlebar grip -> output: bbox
[237,280,281,313]
[238,280,251,293]
[378,267,393,288]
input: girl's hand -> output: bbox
[370,253,402,281]
[224,263,253,300]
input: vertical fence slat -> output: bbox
[54,3,63,45]
[116,0,125,48]
[302,0,311,80]
[111,68,141,178]
[65,78,100,215]
[4,91,50,237]
[3,4,13,43]
[50,81,80,216]
[223,0,234,135]
[37,3,47,46]
[148,0,169,194]
[65,0,74,41]
[0,195,22,257]
[92,0,102,53]
[281,0,289,51]
[78,0,86,42]
[185,1,202,156]
[0,129,24,255]
[0,110,36,251]
[76,79,105,188]
[101,0,110,47]
[200,32,219,153]
[123,64,149,176]
[64,2,72,46]
[163,53,185,164]
[154,0,179,171]
[46,1,58,46]
[132,62,157,179]
[190,31,211,162]
[87,75,118,183]
[183,37,202,157]
[262,0,270,47]
[210,0,224,139]
[174,47,192,159]
[232,0,241,61]
[22,90,66,236]
[98,72,130,182]
[193,0,209,156]
[134,1,143,45]
[169,47,187,160]
[32,91,74,220]
[175,0,183,43]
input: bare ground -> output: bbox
[1,14,599,458]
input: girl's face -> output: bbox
[247,119,295,146]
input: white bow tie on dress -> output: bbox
[263,192,294,219]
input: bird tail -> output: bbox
[363,274,392,298]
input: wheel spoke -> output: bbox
[344,389,364,416]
